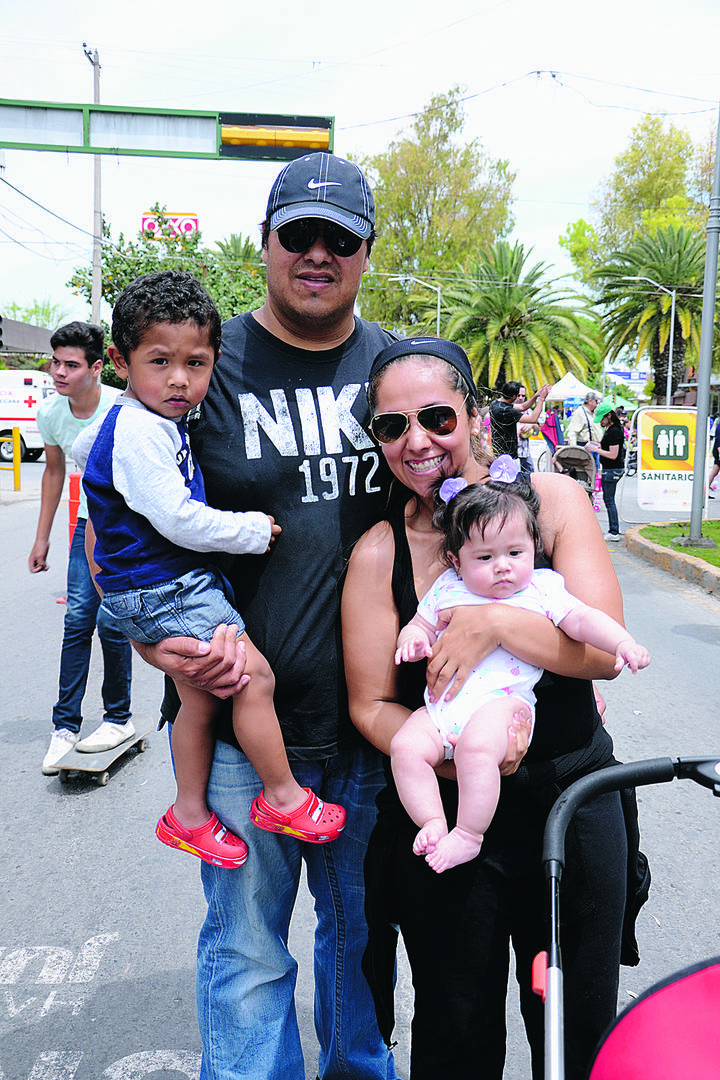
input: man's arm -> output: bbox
[82,516,249,697]
[133,629,250,698]
[514,384,550,424]
[28,444,66,573]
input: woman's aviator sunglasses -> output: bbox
[276,219,364,258]
[369,395,469,445]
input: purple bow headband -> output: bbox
[439,455,520,504]
[488,455,521,483]
[439,477,468,503]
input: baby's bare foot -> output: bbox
[426,827,483,873]
[413,818,447,857]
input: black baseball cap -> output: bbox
[369,337,477,399]
[265,152,375,239]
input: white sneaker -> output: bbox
[75,719,135,753]
[604,532,622,543]
[42,729,80,775]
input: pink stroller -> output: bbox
[533,757,720,1079]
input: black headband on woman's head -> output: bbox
[368,337,477,399]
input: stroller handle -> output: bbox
[543,758,676,874]
[539,755,720,1080]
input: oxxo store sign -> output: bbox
[636,407,698,511]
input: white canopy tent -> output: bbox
[546,373,596,401]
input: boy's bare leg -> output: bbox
[390,707,447,856]
[232,633,308,812]
[172,683,221,828]
[426,697,523,874]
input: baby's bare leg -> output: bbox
[232,634,307,812]
[426,697,525,874]
[172,683,221,828]
[390,708,447,856]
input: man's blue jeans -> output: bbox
[51,518,132,733]
[194,737,398,1080]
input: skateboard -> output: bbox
[56,722,154,786]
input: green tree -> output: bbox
[4,297,71,329]
[416,241,598,393]
[214,233,263,270]
[69,206,267,386]
[355,86,515,328]
[561,115,709,282]
[591,226,706,400]
[69,205,266,320]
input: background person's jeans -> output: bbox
[51,517,132,733]
[194,737,398,1080]
[601,468,624,535]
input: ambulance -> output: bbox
[0,369,55,462]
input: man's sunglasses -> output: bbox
[369,396,469,445]
[276,219,364,258]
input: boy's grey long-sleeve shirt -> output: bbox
[73,395,272,592]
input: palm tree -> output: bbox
[591,226,706,400]
[413,242,599,394]
[214,233,263,270]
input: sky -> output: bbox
[1,0,720,326]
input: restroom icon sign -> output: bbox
[653,424,690,462]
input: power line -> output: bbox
[0,173,98,240]
[340,69,718,134]
[0,223,59,258]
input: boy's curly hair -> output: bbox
[111,270,222,360]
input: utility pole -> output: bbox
[83,44,102,326]
[681,101,720,546]
[391,275,442,336]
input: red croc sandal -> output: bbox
[249,788,346,843]
[156,806,248,867]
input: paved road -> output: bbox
[2,464,719,1079]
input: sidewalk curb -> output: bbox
[625,524,720,599]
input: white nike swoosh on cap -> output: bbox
[307,179,343,190]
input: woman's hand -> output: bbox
[499,708,532,775]
[438,707,532,781]
[133,623,249,698]
[425,605,502,703]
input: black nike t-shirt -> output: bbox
[489,398,522,458]
[166,312,394,761]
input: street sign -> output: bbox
[636,407,698,511]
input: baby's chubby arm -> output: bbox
[395,612,439,665]
[559,604,650,674]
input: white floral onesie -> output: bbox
[417,567,581,756]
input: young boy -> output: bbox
[30,321,134,775]
[73,271,345,867]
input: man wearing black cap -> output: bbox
[489,379,550,460]
[144,153,398,1080]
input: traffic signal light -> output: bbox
[219,112,333,161]
[1,98,335,163]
